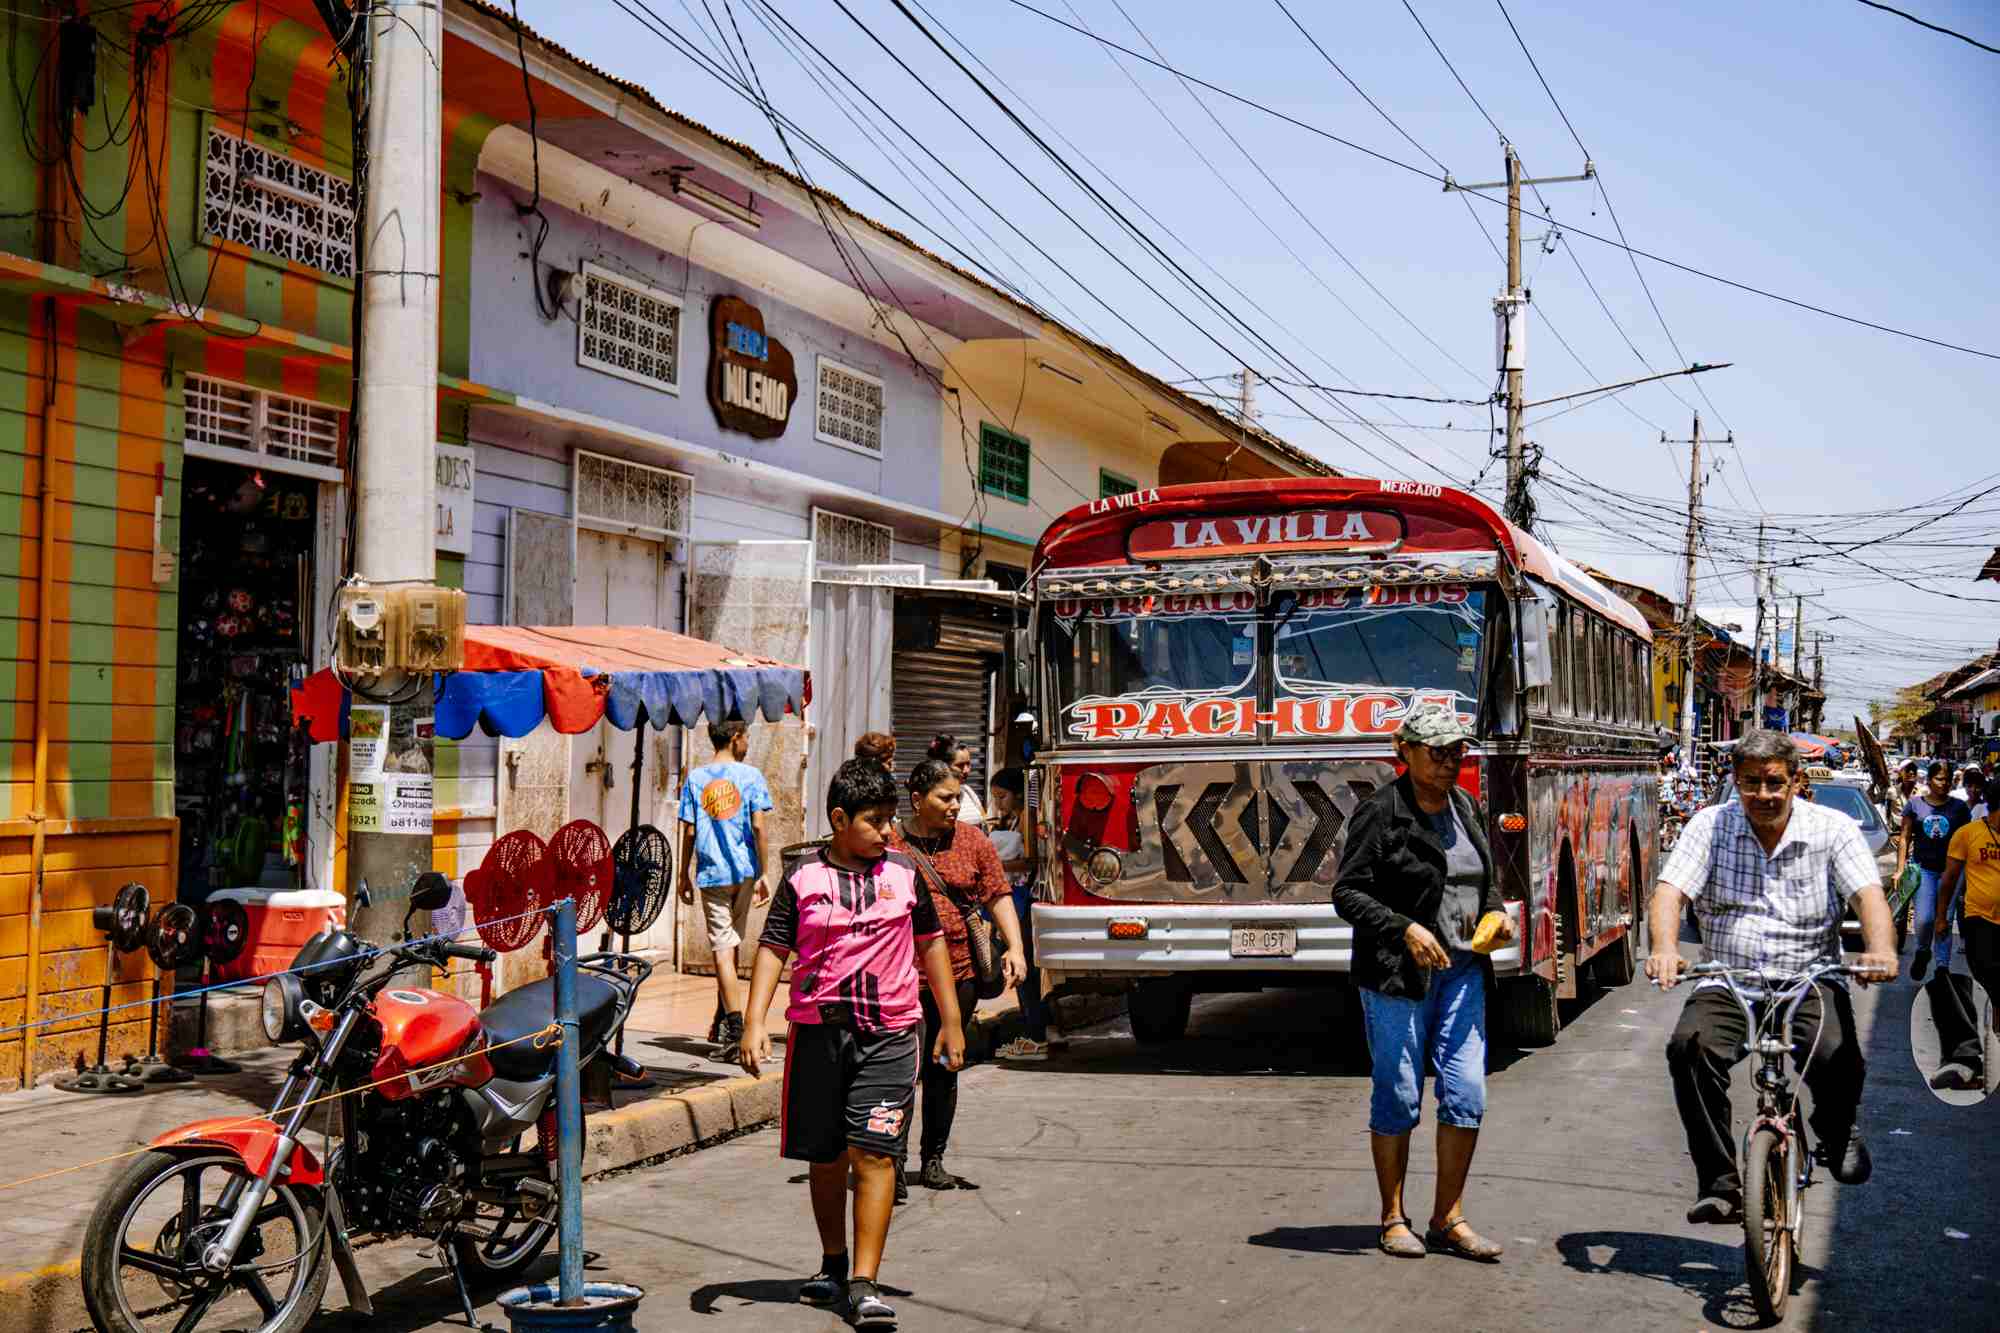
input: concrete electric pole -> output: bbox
[348,0,444,944]
[1669,414,1703,760]
[1445,146,1593,529]
[1751,520,1768,732]
[1237,367,1258,427]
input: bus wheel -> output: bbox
[1128,981,1192,1045]
[1590,924,1637,988]
[1497,974,1561,1048]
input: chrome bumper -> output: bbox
[1032,902,1525,976]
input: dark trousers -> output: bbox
[1925,966,1984,1070]
[1012,882,1049,1042]
[917,978,977,1162]
[1962,917,2000,1049]
[1665,984,1865,1199]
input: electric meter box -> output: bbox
[396,585,466,673]
[334,583,467,676]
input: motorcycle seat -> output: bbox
[479,974,622,1081]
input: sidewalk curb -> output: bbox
[4,988,1119,1332]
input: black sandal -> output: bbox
[1378,1216,1426,1258]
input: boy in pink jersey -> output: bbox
[739,759,964,1330]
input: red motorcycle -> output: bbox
[80,874,651,1333]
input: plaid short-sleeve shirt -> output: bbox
[1660,798,1880,981]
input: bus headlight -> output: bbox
[1086,847,1123,885]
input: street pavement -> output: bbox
[326,959,1997,1333]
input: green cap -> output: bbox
[1395,704,1474,746]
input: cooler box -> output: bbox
[210,887,347,983]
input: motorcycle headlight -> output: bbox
[262,973,306,1044]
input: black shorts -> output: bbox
[780,1020,921,1163]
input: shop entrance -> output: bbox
[172,459,320,900]
[572,528,680,953]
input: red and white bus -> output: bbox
[1024,478,1659,1046]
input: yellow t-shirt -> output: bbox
[1946,817,2000,925]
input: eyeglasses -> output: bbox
[1421,742,1469,763]
[1738,778,1794,795]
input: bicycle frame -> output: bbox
[1685,959,1850,1244]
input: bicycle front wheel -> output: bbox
[1742,1127,1793,1323]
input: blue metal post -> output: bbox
[551,896,585,1305]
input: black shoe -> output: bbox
[799,1256,848,1307]
[1931,1061,1981,1091]
[893,1171,909,1206]
[918,1157,955,1190]
[847,1279,897,1329]
[715,1011,745,1063]
[1824,1131,1873,1185]
[1911,946,1932,982]
[1687,1194,1742,1224]
[707,1003,725,1045]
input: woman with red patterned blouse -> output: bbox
[887,759,1026,1198]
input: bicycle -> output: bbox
[1681,959,1853,1324]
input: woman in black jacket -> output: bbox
[1333,706,1513,1263]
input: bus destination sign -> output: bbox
[1128,508,1401,561]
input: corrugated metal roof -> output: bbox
[450,0,1333,479]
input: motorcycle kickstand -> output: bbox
[439,1234,505,1333]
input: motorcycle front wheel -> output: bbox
[81,1150,328,1333]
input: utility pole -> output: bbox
[1751,520,1767,733]
[1237,367,1258,426]
[1667,414,1704,760]
[1443,148,1593,529]
[347,0,443,945]
[1792,593,1804,679]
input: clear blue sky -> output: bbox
[517,0,2000,730]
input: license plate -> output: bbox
[1231,923,1296,957]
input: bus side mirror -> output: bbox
[1009,627,1032,696]
[1518,596,1552,690]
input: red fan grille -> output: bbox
[549,819,615,935]
[472,830,552,953]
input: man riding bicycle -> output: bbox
[1645,729,1899,1226]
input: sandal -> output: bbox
[1378,1216,1426,1258]
[995,1037,1048,1060]
[1424,1217,1503,1263]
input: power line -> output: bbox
[1399,1,1506,143]
[1855,0,2000,55]
[1001,0,2000,364]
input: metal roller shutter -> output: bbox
[893,646,994,806]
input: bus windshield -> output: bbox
[1044,594,1258,739]
[1271,586,1488,720]
[1042,586,1490,744]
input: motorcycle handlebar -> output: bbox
[440,942,497,964]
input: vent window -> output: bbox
[184,374,342,475]
[574,449,692,542]
[203,128,355,279]
[577,262,682,393]
[815,356,884,456]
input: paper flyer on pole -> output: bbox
[348,705,387,832]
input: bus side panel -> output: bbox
[1531,763,1658,971]
[1527,769,1561,975]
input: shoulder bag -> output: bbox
[902,831,1008,1000]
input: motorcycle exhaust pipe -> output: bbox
[478,1152,548,1182]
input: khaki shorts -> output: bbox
[700,880,757,952]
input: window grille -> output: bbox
[574,449,692,542]
[203,127,355,280]
[576,262,682,393]
[184,374,342,473]
[1100,470,1138,499]
[979,423,1030,504]
[815,357,884,455]
[812,508,894,568]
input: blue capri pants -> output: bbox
[1357,950,1487,1136]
